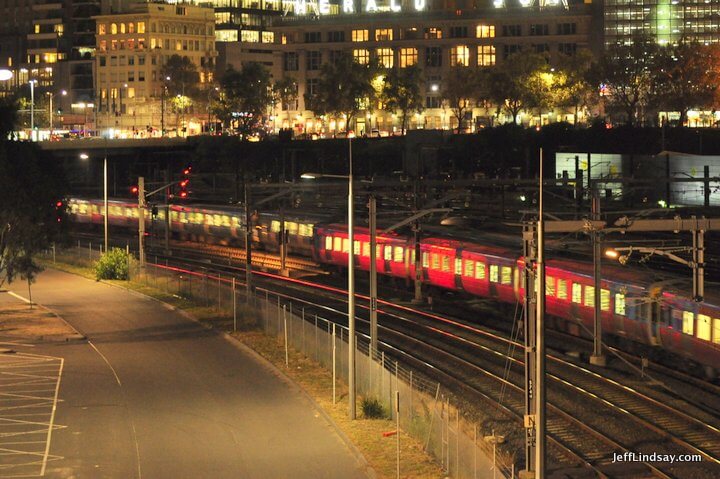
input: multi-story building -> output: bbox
[270,1,600,133]
[604,0,720,47]
[94,2,216,136]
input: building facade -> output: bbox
[604,0,720,47]
[94,2,216,137]
[270,1,599,134]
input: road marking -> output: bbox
[0,353,65,478]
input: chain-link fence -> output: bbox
[48,243,518,479]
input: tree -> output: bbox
[599,34,657,126]
[556,50,598,125]
[381,65,424,134]
[160,54,200,98]
[273,76,298,125]
[0,141,66,289]
[651,42,720,126]
[305,52,379,132]
[488,51,549,125]
[441,66,481,132]
[0,96,18,139]
[214,63,273,138]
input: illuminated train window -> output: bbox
[454,258,462,275]
[287,222,298,233]
[697,314,711,341]
[325,236,332,250]
[557,279,567,300]
[342,238,349,253]
[601,289,610,311]
[362,242,370,257]
[489,264,499,283]
[501,266,512,285]
[354,240,361,255]
[475,262,485,280]
[271,220,281,233]
[713,318,720,344]
[464,259,473,277]
[614,293,625,315]
[392,246,402,262]
[422,252,429,268]
[546,276,555,296]
[431,253,439,270]
[571,283,582,303]
[584,286,595,307]
[384,245,392,261]
[682,311,694,335]
[334,237,342,251]
[299,224,313,237]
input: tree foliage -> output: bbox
[0,142,66,287]
[214,63,273,138]
[555,50,598,125]
[599,34,657,126]
[273,76,298,123]
[305,52,380,132]
[441,66,482,132]
[650,42,720,126]
[95,248,130,280]
[381,65,424,134]
[160,54,201,99]
[488,51,549,125]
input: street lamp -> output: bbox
[47,90,67,137]
[301,139,356,418]
[80,152,109,253]
[161,76,170,137]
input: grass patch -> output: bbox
[362,397,389,419]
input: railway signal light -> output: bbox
[178,164,192,199]
[54,200,64,222]
[130,185,139,196]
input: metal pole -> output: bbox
[49,93,53,136]
[280,207,287,276]
[348,137,356,419]
[161,85,165,137]
[30,80,34,140]
[332,322,337,404]
[535,148,546,479]
[165,169,170,254]
[369,195,378,356]
[590,186,605,366]
[104,156,109,253]
[522,222,537,479]
[232,277,237,332]
[245,184,253,302]
[138,177,146,266]
[283,305,289,367]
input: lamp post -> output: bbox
[80,152,108,253]
[301,139,356,418]
[47,89,67,138]
[29,79,36,140]
[161,76,169,137]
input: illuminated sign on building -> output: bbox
[494,0,567,8]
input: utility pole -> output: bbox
[590,186,605,366]
[244,184,253,302]
[535,149,546,479]
[369,195,378,355]
[165,168,171,254]
[138,176,146,266]
[521,223,537,479]
[348,138,356,420]
[29,80,35,140]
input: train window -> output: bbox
[422,252,429,268]
[464,259,474,277]
[501,266,512,285]
[572,283,582,303]
[342,238,350,253]
[325,236,333,250]
[431,253,440,270]
[271,220,281,233]
[384,245,393,261]
[489,264,499,283]
[362,242,370,257]
[557,279,567,300]
[697,314,711,341]
[584,286,595,307]
[455,258,462,275]
[394,246,403,262]
[475,262,486,280]
[441,256,451,272]
[601,289,610,311]
[411,249,415,265]
[615,293,625,315]
[299,224,312,237]
[682,311,694,335]
[354,240,361,255]
[213,214,222,226]
[333,237,342,252]
[713,319,720,344]
[287,222,298,233]
[545,276,555,296]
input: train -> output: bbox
[67,197,720,378]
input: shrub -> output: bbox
[361,397,388,419]
[94,248,130,280]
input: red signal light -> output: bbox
[55,201,63,208]
[183,165,192,175]
[130,186,139,195]
[179,191,188,198]
[180,179,189,188]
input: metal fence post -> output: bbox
[332,322,337,404]
[283,305,289,368]
[301,307,305,354]
[52,243,56,264]
[314,314,318,362]
[396,389,400,479]
[232,277,237,332]
[217,275,221,311]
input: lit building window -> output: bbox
[120,23,126,34]
[138,22,146,34]
[399,47,417,67]
[450,45,469,66]
[129,23,135,34]
[424,27,442,39]
[352,29,368,42]
[241,30,260,42]
[477,45,495,66]
[377,48,394,68]
[98,24,106,35]
[111,23,118,34]
[261,31,274,43]
[353,48,369,64]
[375,28,393,41]
[476,25,495,38]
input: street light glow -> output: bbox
[605,249,619,259]
[79,153,89,160]
[300,173,318,179]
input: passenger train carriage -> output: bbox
[68,197,720,377]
